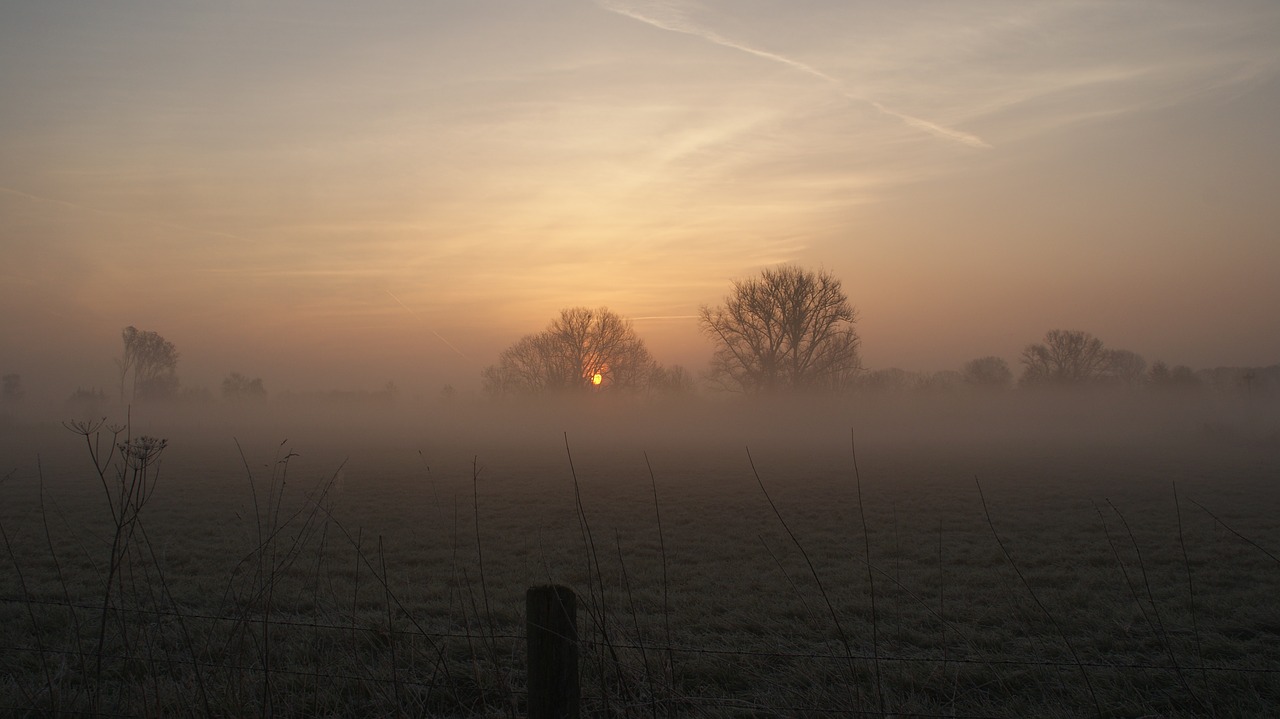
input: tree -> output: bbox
[482,307,661,396]
[699,265,862,393]
[961,356,1013,390]
[118,326,179,402]
[1104,349,1147,386]
[222,372,267,401]
[1019,330,1114,387]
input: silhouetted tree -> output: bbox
[1104,349,1147,386]
[482,307,661,396]
[700,265,862,393]
[1,374,24,403]
[1019,330,1113,387]
[222,372,267,401]
[118,326,179,402]
[961,356,1013,390]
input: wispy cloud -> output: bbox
[0,185,254,244]
[593,0,991,149]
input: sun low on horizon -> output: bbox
[2,0,1278,399]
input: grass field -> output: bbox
[1,392,1278,717]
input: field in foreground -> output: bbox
[2,396,1278,717]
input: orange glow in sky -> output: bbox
[1,0,1278,398]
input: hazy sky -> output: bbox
[3,0,1278,397]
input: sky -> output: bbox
[2,0,1278,399]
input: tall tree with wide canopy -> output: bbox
[699,265,862,393]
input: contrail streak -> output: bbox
[386,290,471,360]
[594,0,991,149]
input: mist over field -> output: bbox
[3,0,1279,715]
[3,378,1276,455]
[4,381,1280,716]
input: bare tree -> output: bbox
[1019,329,1113,387]
[1104,349,1147,386]
[481,334,571,395]
[118,326,179,402]
[961,356,1013,390]
[482,307,661,396]
[699,265,861,393]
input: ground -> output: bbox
[1,392,1277,716]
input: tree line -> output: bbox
[5,266,1271,411]
[479,265,1270,398]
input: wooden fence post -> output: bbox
[526,585,579,719]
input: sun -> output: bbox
[591,372,603,386]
